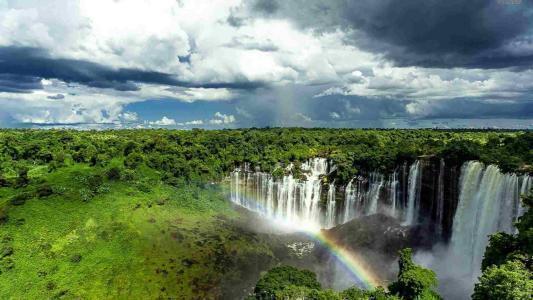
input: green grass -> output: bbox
[0,165,275,299]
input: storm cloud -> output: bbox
[246,0,533,68]
[0,0,532,128]
[0,74,43,93]
[0,47,264,92]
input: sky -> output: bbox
[0,0,532,129]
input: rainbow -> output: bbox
[225,184,383,290]
[306,230,381,289]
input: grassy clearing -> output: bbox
[0,165,275,299]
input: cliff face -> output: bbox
[350,157,462,243]
[316,214,419,286]
[230,158,530,245]
[415,157,460,242]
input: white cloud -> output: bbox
[149,116,176,126]
[185,120,203,125]
[0,0,532,126]
[120,111,138,122]
[0,80,132,125]
[329,112,341,119]
[177,119,204,126]
[0,0,380,88]
[209,112,236,124]
[137,85,234,102]
[317,66,533,102]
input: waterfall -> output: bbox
[326,183,336,228]
[366,173,384,215]
[518,176,532,218]
[403,161,421,225]
[343,177,358,223]
[231,157,530,243]
[389,170,399,217]
[450,161,531,279]
[435,159,445,237]
[341,173,389,223]
[230,158,329,228]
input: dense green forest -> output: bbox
[0,129,531,186]
[0,129,531,299]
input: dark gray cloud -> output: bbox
[252,0,280,15]
[234,85,409,127]
[0,74,43,93]
[341,0,533,68]
[0,46,265,92]
[234,83,532,128]
[47,94,65,100]
[245,0,533,69]
[410,98,533,119]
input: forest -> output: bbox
[0,128,531,299]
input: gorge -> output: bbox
[229,157,532,297]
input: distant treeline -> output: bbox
[0,128,531,186]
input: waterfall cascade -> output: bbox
[435,159,445,236]
[230,158,531,299]
[231,158,330,228]
[230,159,531,239]
[449,161,531,278]
[403,161,421,226]
[231,158,425,228]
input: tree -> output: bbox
[473,260,532,300]
[481,191,532,271]
[253,265,321,299]
[14,165,29,187]
[124,152,144,169]
[388,248,441,300]
[476,191,532,299]
[481,232,517,271]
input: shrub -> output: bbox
[473,260,532,300]
[106,166,122,180]
[0,176,10,187]
[15,166,29,188]
[10,192,32,206]
[0,208,8,225]
[124,153,144,169]
[254,265,321,298]
[70,254,82,263]
[388,248,441,300]
[36,183,54,198]
[121,169,137,181]
[86,174,104,192]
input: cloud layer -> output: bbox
[0,0,532,128]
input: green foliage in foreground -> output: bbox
[254,265,321,298]
[251,248,439,300]
[473,260,532,300]
[0,163,276,299]
[388,249,440,300]
[474,191,533,300]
